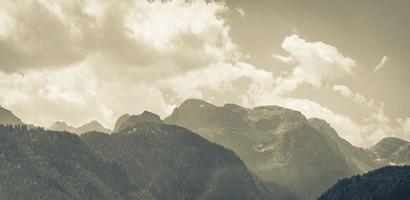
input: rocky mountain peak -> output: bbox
[115,111,163,132]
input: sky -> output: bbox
[0,0,409,147]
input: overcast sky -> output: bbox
[0,0,409,147]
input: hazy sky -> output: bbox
[0,0,409,147]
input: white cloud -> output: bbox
[332,84,374,108]
[0,0,235,73]
[0,2,407,148]
[272,34,357,95]
[374,56,389,71]
[272,54,293,63]
[332,85,353,97]
[158,61,274,107]
[397,118,410,141]
[0,0,233,128]
[236,6,246,17]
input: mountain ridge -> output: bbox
[48,120,111,134]
[165,99,355,200]
[0,106,23,125]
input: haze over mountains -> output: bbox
[0,100,409,199]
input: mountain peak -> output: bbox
[113,114,131,132]
[0,106,23,125]
[374,137,409,146]
[370,137,409,160]
[49,120,110,134]
[115,111,163,132]
[179,98,217,109]
[49,121,75,132]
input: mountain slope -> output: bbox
[49,120,110,134]
[318,166,410,200]
[368,137,410,165]
[76,120,111,134]
[308,118,377,172]
[48,121,76,132]
[83,112,298,200]
[0,125,134,200]
[0,106,23,125]
[165,99,354,200]
[113,114,130,132]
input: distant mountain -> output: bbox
[48,121,76,132]
[0,125,135,200]
[114,111,163,132]
[83,112,299,200]
[165,99,354,200]
[318,166,410,200]
[113,114,130,132]
[0,106,23,125]
[48,120,110,134]
[308,118,377,172]
[76,120,111,134]
[368,137,410,165]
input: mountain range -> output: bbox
[0,116,297,200]
[0,100,409,199]
[48,120,111,134]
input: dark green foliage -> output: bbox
[82,122,279,200]
[319,166,410,200]
[0,125,134,200]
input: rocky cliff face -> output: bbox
[166,99,355,200]
[368,137,410,165]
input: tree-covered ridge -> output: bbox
[0,123,293,200]
[0,125,135,200]
[318,165,410,200]
[82,122,298,200]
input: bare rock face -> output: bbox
[368,137,410,165]
[114,111,163,133]
[166,99,355,200]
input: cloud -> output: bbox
[236,6,246,18]
[158,61,274,107]
[0,65,173,128]
[397,118,410,141]
[0,2,407,148]
[332,84,374,108]
[0,0,233,128]
[0,0,234,73]
[272,34,357,95]
[374,56,389,71]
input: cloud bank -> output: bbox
[0,0,408,147]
